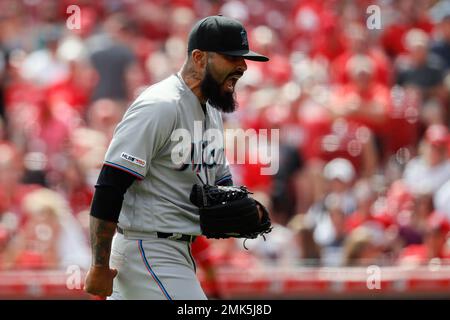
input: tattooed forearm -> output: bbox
[89,216,117,267]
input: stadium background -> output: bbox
[0,0,450,299]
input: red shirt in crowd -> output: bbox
[330,49,392,86]
[381,20,434,57]
[345,210,394,233]
[398,244,450,265]
[330,82,391,136]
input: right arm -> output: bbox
[89,216,117,268]
[84,216,118,297]
[84,165,136,298]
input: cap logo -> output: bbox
[241,30,248,46]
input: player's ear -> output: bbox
[191,49,207,71]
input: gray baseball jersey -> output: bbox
[104,73,231,236]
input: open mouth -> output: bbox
[224,74,242,93]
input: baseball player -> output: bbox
[84,15,269,300]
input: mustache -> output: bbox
[227,71,244,78]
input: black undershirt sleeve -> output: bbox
[90,165,137,223]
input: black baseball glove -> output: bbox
[190,184,273,241]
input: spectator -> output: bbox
[304,193,346,266]
[381,0,434,58]
[87,98,124,142]
[395,28,447,117]
[396,192,434,247]
[434,179,450,220]
[27,95,71,161]
[342,225,386,266]
[403,124,450,194]
[430,13,450,71]
[67,127,108,187]
[88,13,141,103]
[1,188,89,270]
[397,212,450,266]
[239,192,301,266]
[306,193,346,247]
[331,23,391,86]
[288,214,321,267]
[320,157,357,215]
[329,54,390,138]
[303,158,357,252]
[55,157,94,217]
[270,143,303,226]
[345,179,393,233]
[0,143,40,251]
[20,27,68,87]
[328,54,391,166]
[46,58,96,116]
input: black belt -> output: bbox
[116,226,196,243]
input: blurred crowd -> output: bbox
[0,0,450,281]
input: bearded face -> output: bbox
[200,55,245,113]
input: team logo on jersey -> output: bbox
[121,152,146,167]
[174,141,224,172]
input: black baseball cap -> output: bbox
[187,15,269,62]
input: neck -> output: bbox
[180,61,207,104]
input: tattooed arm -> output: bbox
[90,216,116,267]
[84,165,136,297]
[84,216,118,297]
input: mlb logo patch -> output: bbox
[121,152,146,167]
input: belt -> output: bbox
[116,226,196,243]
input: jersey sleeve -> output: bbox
[104,100,177,179]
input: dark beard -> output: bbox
[200,66,238,113]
